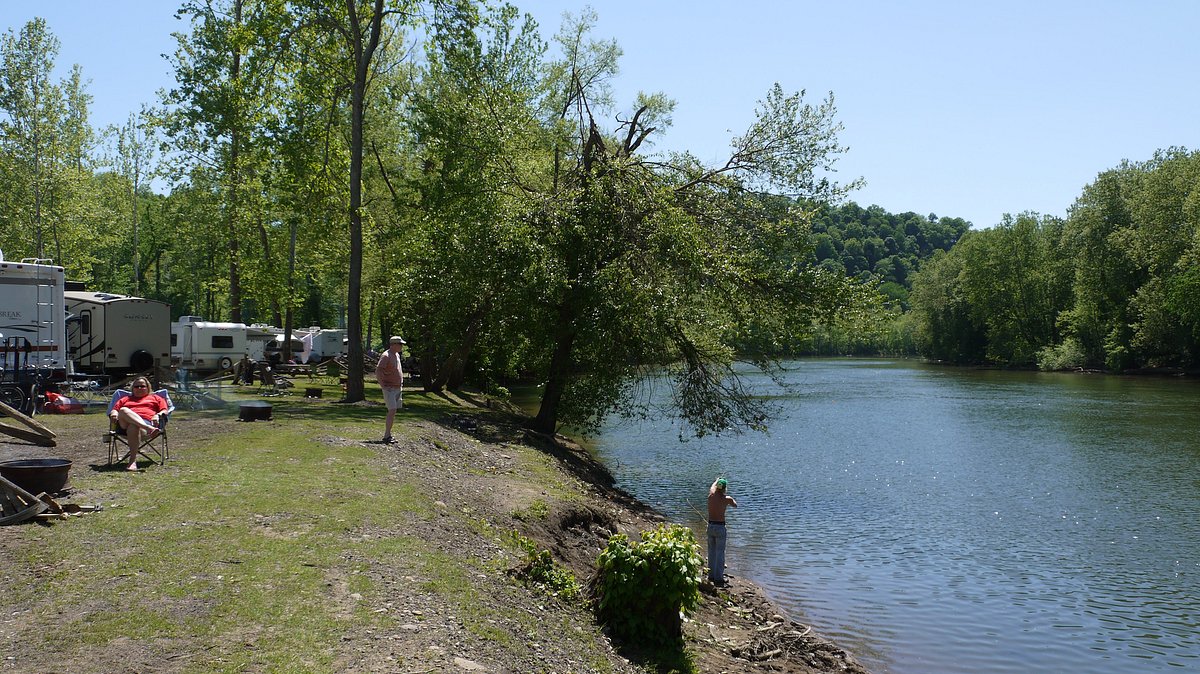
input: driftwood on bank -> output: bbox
[0,399,56,447]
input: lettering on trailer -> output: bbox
[0,345,59,352]
[0,277,61,285]
[0,311,23,318]
[121,314,155,320]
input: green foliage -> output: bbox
[513,498,550,521]
[809,202,972,289]
[1036,337,1087,371]
[593,524,702,645]
[909,148,1200,370]
[506,531,583,602]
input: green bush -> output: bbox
[1036,337,1087,371]
[507,531,583,601]
[593,524,703,644]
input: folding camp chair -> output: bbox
[257,367,293,396]
[107,388,175,467]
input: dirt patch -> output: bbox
[1,400,868,673]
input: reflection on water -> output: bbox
[590,359,1200,674]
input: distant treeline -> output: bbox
[807,203,971,308]
[805,148,1200,372]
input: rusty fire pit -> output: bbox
[238,401,273,422]
[0,458,73,495]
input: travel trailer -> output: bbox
[170,316,248,372]
[0,253,68,412]
[245,325,277,362]
[65,291,171,376]
[301,327,347,362]
[247,324,308,364]
[265,333,307,364]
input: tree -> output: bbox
[108,109,157,294]
[956,213,1071,366]
[0,18,95,264]
[291,0,417,401]
[523,13,863,436]
[395,0,546,393]
[163,0,289,322]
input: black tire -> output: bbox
[0,384,29,414]
[130,349,154,372]
[219,356,234,371]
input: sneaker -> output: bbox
[381,435,393,444]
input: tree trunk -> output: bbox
[433,303,487,391]
[533,301,577,434]
[225,0,245,323]
[342,0,386,403]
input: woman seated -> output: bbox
[109,376,170,471]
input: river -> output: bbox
[587,359,1200,673]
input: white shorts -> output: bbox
[382,386,403,410]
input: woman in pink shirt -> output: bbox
[109,376,169,471]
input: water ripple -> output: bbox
[595,359,1200,674]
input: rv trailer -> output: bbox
[265,333,307,364]
[65,291,171,376]
[0,254,68,413]
[302,327,347,362]
[171,316,248,372]
[245,325,277,362]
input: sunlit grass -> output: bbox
[7,386,444,671]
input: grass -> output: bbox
[5,382,455,672]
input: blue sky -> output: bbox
[5,0,1198,228]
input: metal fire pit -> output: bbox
[0,458,73,495]
[238,401,273,422]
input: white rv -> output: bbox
[245,325,277,362]
[265,332,307,364]
[65,291,171,375]
[171,316,248,372]
[302,327,347,362]
[0,254,68,412]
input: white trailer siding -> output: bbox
[0,259,68,381]
[170,317,248,372]
[65,291,171,375]
[306,328,346,362]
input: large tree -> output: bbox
[289,0,417,401]
[522,13,863,436]
[0,18,95,264]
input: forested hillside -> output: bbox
[808,203,971,307]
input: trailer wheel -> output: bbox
[130,349,154,372]
[219,356,233,371]
[0,384,29,414]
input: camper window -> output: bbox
[212,335,234,348]
[81,313,91,335]
[171,333,177,346]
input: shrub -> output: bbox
[1037,337,1087,371]
[507,531,583,601]
[592,524,703,644]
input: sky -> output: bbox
[4,0,1198,229]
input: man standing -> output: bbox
[375,336,405,443]
[707,477,738,586]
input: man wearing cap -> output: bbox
[375,336,405,443]
[707,477,738,586]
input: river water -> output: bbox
[588,359,1200,673]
